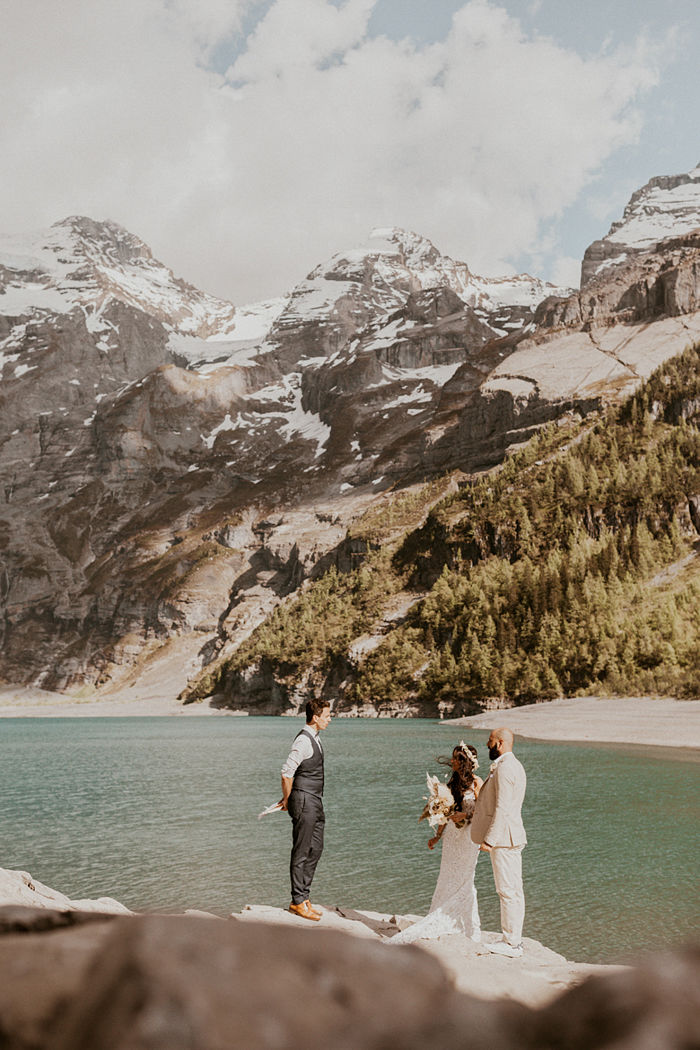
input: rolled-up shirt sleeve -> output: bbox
[281,734,314,779]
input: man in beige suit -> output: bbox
[470,727,527,957]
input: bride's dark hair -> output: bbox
[438,744,478,810]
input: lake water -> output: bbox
[0,717,698,964]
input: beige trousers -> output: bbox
[490,845,525,945]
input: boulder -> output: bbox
[526,947,700,1050]
[0,915,117,1050]
[51,915,522,1050]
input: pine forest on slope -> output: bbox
[185,346,700,714]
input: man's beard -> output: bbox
[488,746,500,761]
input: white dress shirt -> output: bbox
[281,725,323,778]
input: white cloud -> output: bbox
[228,0,376,78]
[548,255,581,289]
[0,0,664,304]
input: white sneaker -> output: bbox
[488,941,523,958]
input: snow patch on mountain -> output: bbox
[362,320,405,353]
[0,278,72,317]
[384,387,433,409]
[226,297,288,341]
[276,376,331,456]
[280,278,359,321]
[201,372,331,458]
[169,333,268,370]
[363,360,464,393]
[470,273,568,310]
[203,412,238,449]
[385,362,464,387]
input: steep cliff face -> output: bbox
[1,170,699,698]
[447,225,700,471]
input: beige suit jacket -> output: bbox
[470,751,527,848]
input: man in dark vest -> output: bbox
[280,698,332,920]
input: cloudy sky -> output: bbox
[2,0,698,303]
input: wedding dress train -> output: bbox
[391,790,481,944]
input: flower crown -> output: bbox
[457,740,479,772]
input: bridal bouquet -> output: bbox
[418,773,455,829]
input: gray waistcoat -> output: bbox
[292,729,324,796]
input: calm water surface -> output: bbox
[1,717,698,964]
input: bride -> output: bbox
[392,743,483,944]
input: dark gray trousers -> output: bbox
[288,790,325,904]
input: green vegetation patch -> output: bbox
[354,345,700,708]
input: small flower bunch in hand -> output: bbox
[418,772,455,829]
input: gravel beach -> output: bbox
[448,695,700,751]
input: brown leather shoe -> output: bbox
[288,901,321,921]
[306,901,323,919]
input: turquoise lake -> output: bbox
[0,716,698,964]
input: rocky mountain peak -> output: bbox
[271,225,568,372]
[0,216,236,339]
[49,215,155,267]
[368,226,449,269]
[581,163,700,285]
[306,226,449,286]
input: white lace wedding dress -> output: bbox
[391,790,481,944]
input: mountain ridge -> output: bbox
[1,164,699,702]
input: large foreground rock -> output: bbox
[0,906,697,1050]
[527,947,700,1050]
[0,912,521,1050]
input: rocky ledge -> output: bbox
[0,866,130,916]
[0,868,698,1049]
[236,903,611,1008]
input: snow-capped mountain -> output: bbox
[275,225,569,341]
[0,216,237,340]
[1,171,699,698]
[581,163,700,284]
[166,225,570,374]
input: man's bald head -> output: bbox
[487,727,514,755]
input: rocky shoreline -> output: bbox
[0,866,697,1049]
[0,866,607,1008]
[236,903,614,1008]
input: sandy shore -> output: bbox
[448,695,700,751]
